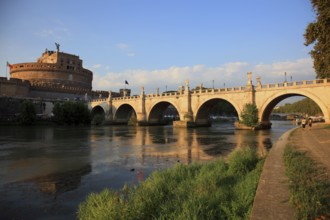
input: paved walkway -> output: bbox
[250,123,330,220]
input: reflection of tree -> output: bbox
[26,164,91,195]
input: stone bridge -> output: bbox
[89,72,330,128]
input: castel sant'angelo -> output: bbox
[1,43,113,99]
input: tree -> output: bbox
[20,100,36,125]
[304,0,330,78]
[240,103,259,127]
[273,98,322,116]
[52,101,91,125]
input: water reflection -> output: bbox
[0,121,295,219]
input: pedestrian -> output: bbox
[308,118,313,130]
[301,118,306,130]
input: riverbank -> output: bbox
[251,123,330,220]
[78,147,264,220]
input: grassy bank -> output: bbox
[283,146,330,219]
[78,147,264,220]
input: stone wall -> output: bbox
[0,77,30,97]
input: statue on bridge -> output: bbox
[247,72,252,86]
[55,42,60,52]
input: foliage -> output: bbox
[284,146,330,219]
[240,103,259,127]
[92,114,105,125]
[77,147,264,220]
[52,101,91,125]
[273,98,322,116]
[19,100,36,125]
[304,0,330,78]
[128,112,137,126]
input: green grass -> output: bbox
[324,124,330,129]
[283,146,330,219]
[77,147,264,220]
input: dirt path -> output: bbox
[250,127,295,220]
[288,123,330,175]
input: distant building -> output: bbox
[0,46,123,100]
[6,47,92,99]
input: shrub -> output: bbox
[19,100,36,125]
[240,103,259,127]
[52,101,91,125]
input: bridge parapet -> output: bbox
[91,98,107,102]
[260,78,329,90]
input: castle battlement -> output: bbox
[9,47,93,97]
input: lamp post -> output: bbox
[212,80,214,89]
[284,72,287,83]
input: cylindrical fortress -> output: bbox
[10,50,93,92]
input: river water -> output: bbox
[0,121,295,219]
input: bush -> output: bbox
[19,100,36,125]
[240,103,259,127]
[77,147,264,220]
[92,114,105,125]
[52,101,91,125]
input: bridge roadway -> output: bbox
[89,72,330,128]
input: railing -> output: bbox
[89,78,330,103]
[258,78,329,89]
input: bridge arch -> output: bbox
[148,101,180,125]
[194,98,240,126]
[91,105,105,118]
[259,89,329,123]
[115,103,137,124]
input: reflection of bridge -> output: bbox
[89,72,330,128]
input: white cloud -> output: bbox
[92,64,102,69]
[116,43,136,57]
[35,26,71,40]
[116,43,129,49]
[91,58,316,95]
[252,58,315,84]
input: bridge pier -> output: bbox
[173,121,196,128]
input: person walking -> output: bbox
[301,118,307,130]
[308,118,313,130]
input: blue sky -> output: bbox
[0,0,316,95]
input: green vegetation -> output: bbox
[283,146,330,219]
[92,114,105,125]
[240,103,259,127]
[19,100,36,125]
[78,147,264,220]
[304,0,330,79]
[52,101,91,125]
[128,112,137,126]
[273,98,322,116]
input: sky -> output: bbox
[0,0,317,96]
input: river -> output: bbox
[0,121,295,219]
